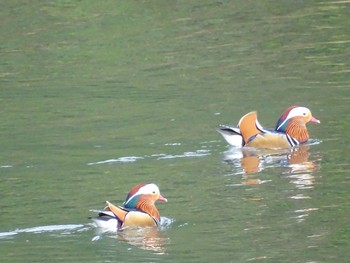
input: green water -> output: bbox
[1,0,350,262]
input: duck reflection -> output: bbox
[223,145,321,225]
[223,145,320,178]
[116,227,168,253]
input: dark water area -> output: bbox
[1,1,349,262]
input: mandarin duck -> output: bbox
[217,106,320,149]
[91,183,167,230]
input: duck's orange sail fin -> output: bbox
[238,111,261,144]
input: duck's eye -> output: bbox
[152,191,156,194]
[303,112,307,116]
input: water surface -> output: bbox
[1,0,350,262]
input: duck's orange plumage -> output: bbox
[91,183,167,230]
[217,106,320,149]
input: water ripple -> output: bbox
[0,224,87,239]
[88,144,211,165]
[156,149,210,160]
[0,165,13,168]
[222,143,321,176]
[87,156,144,165]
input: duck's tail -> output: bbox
[216,125,244,147]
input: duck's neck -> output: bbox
[285,118,309,143]
[136,197,160,221]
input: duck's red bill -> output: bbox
[158,194,168,202]
[310,116,320,123]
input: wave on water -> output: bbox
[0,165,13,168]
[0,224,88,239]
[155,149,210,160]
[87,156,144,165]
[88,142,213,165]
[307,139,322,146]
